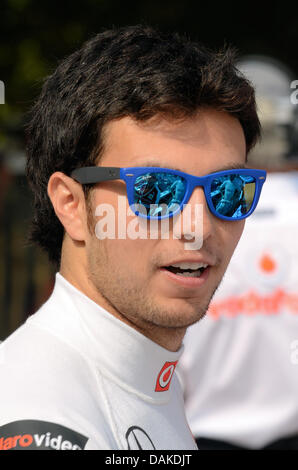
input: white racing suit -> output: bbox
[0,273,197,450]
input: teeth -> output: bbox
[171,262,208,270]
[176,271,202,277]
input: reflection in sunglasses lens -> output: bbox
[210,174,256,218]
[134,172,186,217]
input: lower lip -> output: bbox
[159,266,210,288]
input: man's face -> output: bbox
[84,108,246,336]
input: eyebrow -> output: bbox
[133,159,247,173]
[212,163,247,172]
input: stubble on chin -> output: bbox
[86,239,220,333]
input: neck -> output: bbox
[59,261,185,353]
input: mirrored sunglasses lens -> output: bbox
[133,172,186,217]
[210,174,256,218]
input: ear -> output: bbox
[47,172,88,241]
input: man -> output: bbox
[0,25,264,450]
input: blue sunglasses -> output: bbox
[71,166,266,221]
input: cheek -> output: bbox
[206,221,244,285]
[92,188,157,266]
[89,187,159,282]
[103,237,156,275]
[219,219,245,264]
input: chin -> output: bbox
[149,305,208,330]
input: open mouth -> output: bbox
[163,263,208,278]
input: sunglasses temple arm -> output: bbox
[71,167,121,184]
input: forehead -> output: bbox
[100,110,246,175]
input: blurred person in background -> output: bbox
[178,57,298,450]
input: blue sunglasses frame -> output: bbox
[70,166,267,221]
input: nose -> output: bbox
[177,186,216,247]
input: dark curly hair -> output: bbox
[25,24,261,269]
